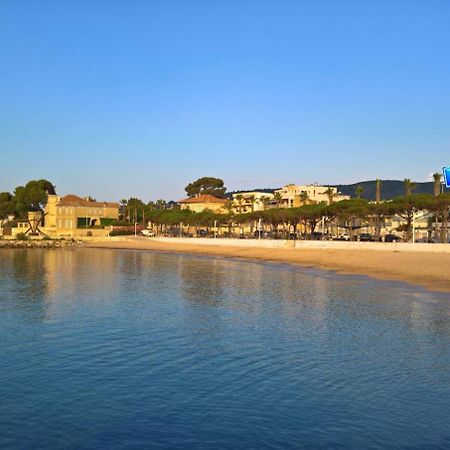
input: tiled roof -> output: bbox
[58,195,119,208]
[179,194,227,204]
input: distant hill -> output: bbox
[332,180,448,201]
[228,181,448,201]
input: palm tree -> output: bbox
[433,173,442,197]
[273,192,283,208]
[223,200,235,235]
[155,199,167,209]
[403,178,416,196]
[260,196,271,211]
[432,173,443,241]
[247,195,257,212]
[235,194,244,213]
[375,179,382,202]
[355,185,364,199]
[324,187,335,204]
[224,199,234,214]
[299,191,309,205]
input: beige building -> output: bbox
[232,192,274,213]
[380,210,431,241]
[12,194,119,238]
[275,184,349,208]
[179,194,227,214]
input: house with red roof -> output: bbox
[178,194,227,214]
[13,194,120,238]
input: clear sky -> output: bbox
[1,1,449,201]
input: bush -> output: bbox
[109,229,136,236]
[42,236,52,241]
[16,232,29,241]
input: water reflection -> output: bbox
[1,248,450,334]
[1,248,450,449]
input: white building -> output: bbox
[275,184,349,208]
[232,192,274,213]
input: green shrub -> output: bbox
[42,236,52,241]
[109,229,135,236]
[16,232,29,241]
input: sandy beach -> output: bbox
[86,237,450,293]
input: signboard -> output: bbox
[443,167,450,189]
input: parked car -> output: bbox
[384,234,400,242]
[336,233,350,241]
[140,229,155,237]
[359,233,373,242]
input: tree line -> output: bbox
[136,194,449,243]
[117,176,449,243]
[2,177,448,242]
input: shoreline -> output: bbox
[85,237,450,293]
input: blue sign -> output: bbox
[444,167,450,189]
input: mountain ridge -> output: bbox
[228,180,449,201]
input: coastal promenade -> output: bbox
[86,236,450,293]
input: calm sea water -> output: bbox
[1,248,450,449]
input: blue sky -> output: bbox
[1,0,449,201]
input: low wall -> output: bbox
[150,237,450,253]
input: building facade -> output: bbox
[275,184,349,208]
[231,192,274,213]
[12,194,119,238]
[179,194,227,214]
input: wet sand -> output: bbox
[86,237,450,293]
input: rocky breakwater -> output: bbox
[0,239,82,249]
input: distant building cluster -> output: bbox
[1,179,446,243]
[179,184,350,215]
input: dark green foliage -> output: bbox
[13,179,56,217]
[389,194,433,241]
[185,177,226,198]
[0,192,15,220]
[100,218,115,226]
[109,228,139,236]
[333,180,447,200]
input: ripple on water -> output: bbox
[0,248,450,449]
